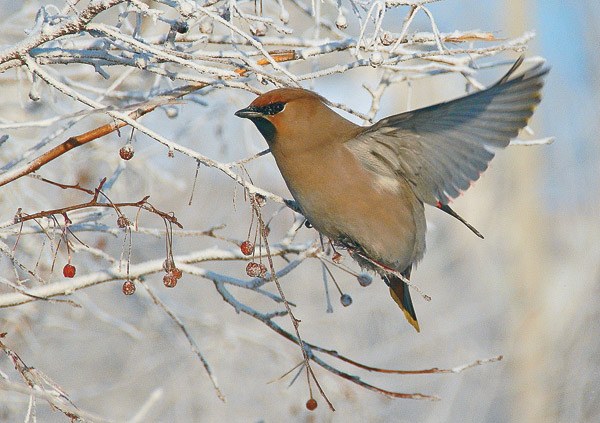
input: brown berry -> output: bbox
[63,264,76,278]
[117,215,130,228]
[258,263,268,278]
[332,252,344,264]
[253,193,266,207]
[240,240,254,256]
[173,268,183,280]
[119,145,134,160]
[246,262,261,277]
[163,272,178,287]
[306,398,318,411]
[122,280,136,295]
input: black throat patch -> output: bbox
[250,117,277,145]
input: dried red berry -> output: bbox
[173,268,183,280]
[340,293,352,307]
[163,272,178,287]
[246,262,261,277]
[117,215,130,228]
[122,280,136,295]
[306,398,318,411]
[332,252,344,264]
[258,263,268,278]
[119,145,134,160]
[63,264,76,278]
[357,273,373,287]
[253,193,266,207]
[240,240,254,256]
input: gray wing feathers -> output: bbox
[348,59,548,205]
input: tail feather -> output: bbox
[438,203,484,239]
[383,267,420,332]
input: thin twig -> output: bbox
[138,279,225,402]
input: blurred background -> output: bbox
[0,0,598,422]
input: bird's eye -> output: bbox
[263,102,285,115]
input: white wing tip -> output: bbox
[509,136,555,146]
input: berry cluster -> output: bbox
[162,258,183,288]
[241,193,270,279]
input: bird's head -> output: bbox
[235,88,359,151]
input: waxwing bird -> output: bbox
[235,57,548,332]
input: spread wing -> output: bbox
[345,58,549,207]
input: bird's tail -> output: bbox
[384,267,420,332]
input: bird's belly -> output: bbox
[276,148,425,270]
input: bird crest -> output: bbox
[250,87,327,107]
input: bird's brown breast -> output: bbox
[271,140,426,271]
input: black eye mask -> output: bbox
[255,102,285,115]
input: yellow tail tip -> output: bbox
[402,308,420,333]
[390,287,421,333]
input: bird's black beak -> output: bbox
[235,106,263,119]
[235,105,276,144]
